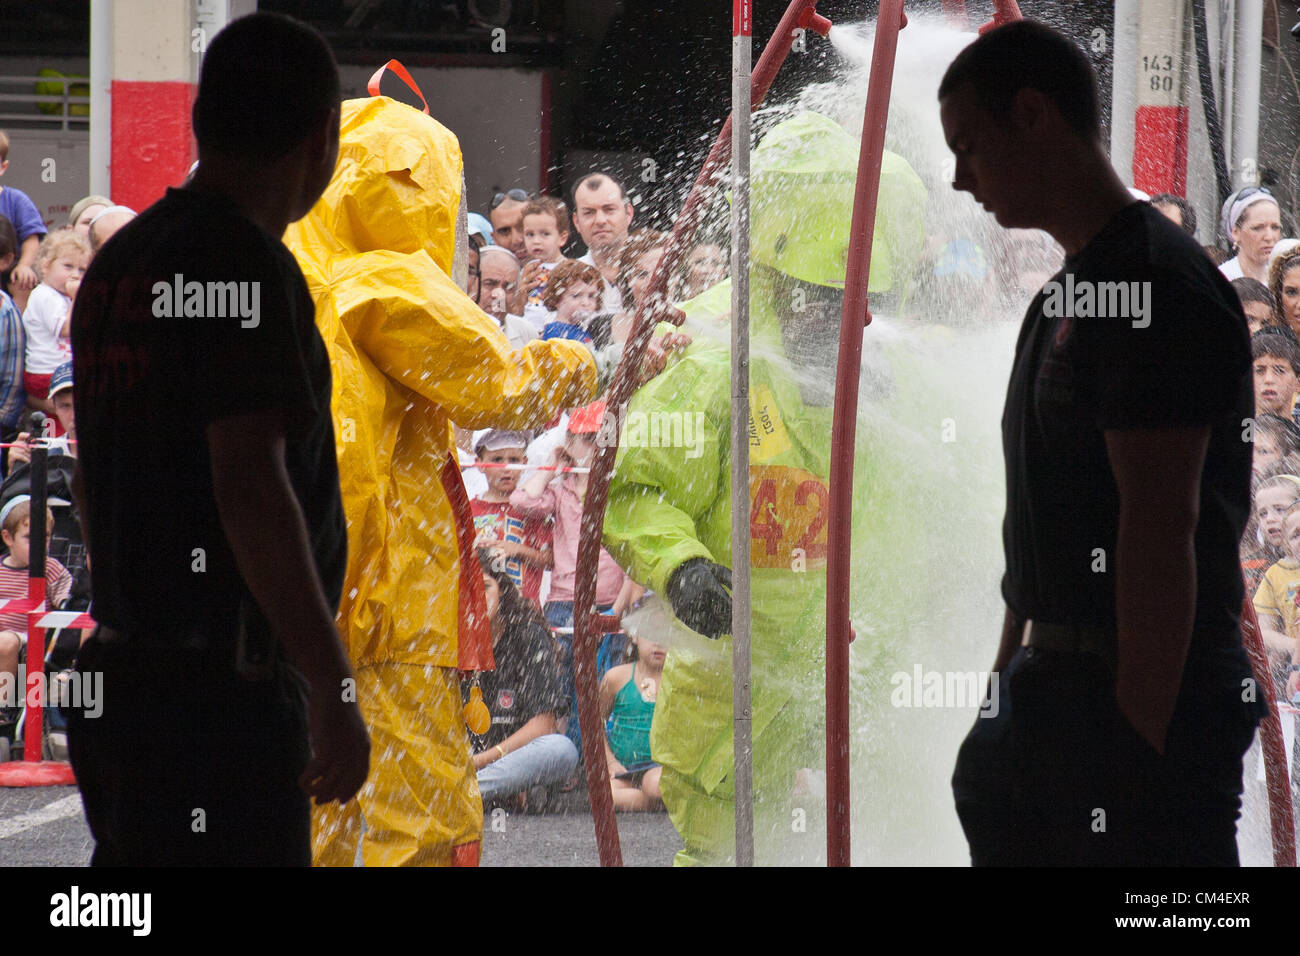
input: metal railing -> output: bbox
[0,75,90,131]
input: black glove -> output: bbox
[666,558,733,639]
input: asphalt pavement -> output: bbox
[0,784,680,867]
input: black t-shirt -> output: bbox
[71,187,345,647]
[462,616,565,752]
[1001,201,1252,636]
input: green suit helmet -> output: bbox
[750,111,927,293]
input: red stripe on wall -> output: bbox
[111,79,196,213]
[1133,104,1189,196]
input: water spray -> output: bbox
[572,0,832,868]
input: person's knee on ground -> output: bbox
[610,776,648,812]
[478,733,578,806]
[641,765,664,808]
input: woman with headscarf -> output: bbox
[1219,186,1284,283]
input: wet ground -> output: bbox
[0,784,681,867]
[2,763,1284,867]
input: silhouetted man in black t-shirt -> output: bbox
[940,21,1264,865]
[67,13,368,865]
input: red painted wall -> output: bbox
[110,79,195,212]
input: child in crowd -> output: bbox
[1243,460,1300,597]
[599,629,666,811]
[516,197,571,331]
[22,229,87,419]
[1252,414,1300,477]
[466,548,578,812]
[0,495,73,717]
[0,130,49,315]
[1252,476,1300,694]
[533,255,689,389]
[510,402,642,752]
[539,259,604,344]
[470,429,552,609]
[1233,277,1277,336]
[677,241,727,301]
[1252,327,1300,425]
[0,215,27,461]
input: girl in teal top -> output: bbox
[599,633,666,811]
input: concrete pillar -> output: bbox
[89,0,113,198]
[1110,0,1138,188]
[106,0,254,211]
[1132,0,1190,195]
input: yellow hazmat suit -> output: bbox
[284,95,597,866]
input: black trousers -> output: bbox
[66,630,312,866]
[952,643,1263,866]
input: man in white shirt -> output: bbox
[477,245,537,348]
[572,173,634,312]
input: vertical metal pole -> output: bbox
[1229,0,1262,190]
[1110,0,1139,186]
[89,0,113,198]
[825,0,907,869]
[23,444,49,764]
[731,0,754,868]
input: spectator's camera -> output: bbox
[583,310,621,349]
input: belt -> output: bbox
[93,623,236,655]
[1021,619,1117,660]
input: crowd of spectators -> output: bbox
[460,176,1300,810]
[0,130,133,729]
[1224,186,1300,707]
[5,105,1300,817]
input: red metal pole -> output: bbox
[824,0,907,869]
[978,0,1022,34]
[1239,595,1297,866]
[22,583,46,763]
[730,0,756,868]
[0,437,77,785]
[23,444,49,764]
[572,0,831,867]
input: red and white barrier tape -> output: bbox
[0,597,94,629]
[470,462,591,474]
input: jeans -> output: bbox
[478,733,579,803]
[952,643,1264,866]
[543,600,627,753]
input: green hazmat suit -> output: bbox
[602,112,928,865]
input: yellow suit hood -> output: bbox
[285,95,596,670]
